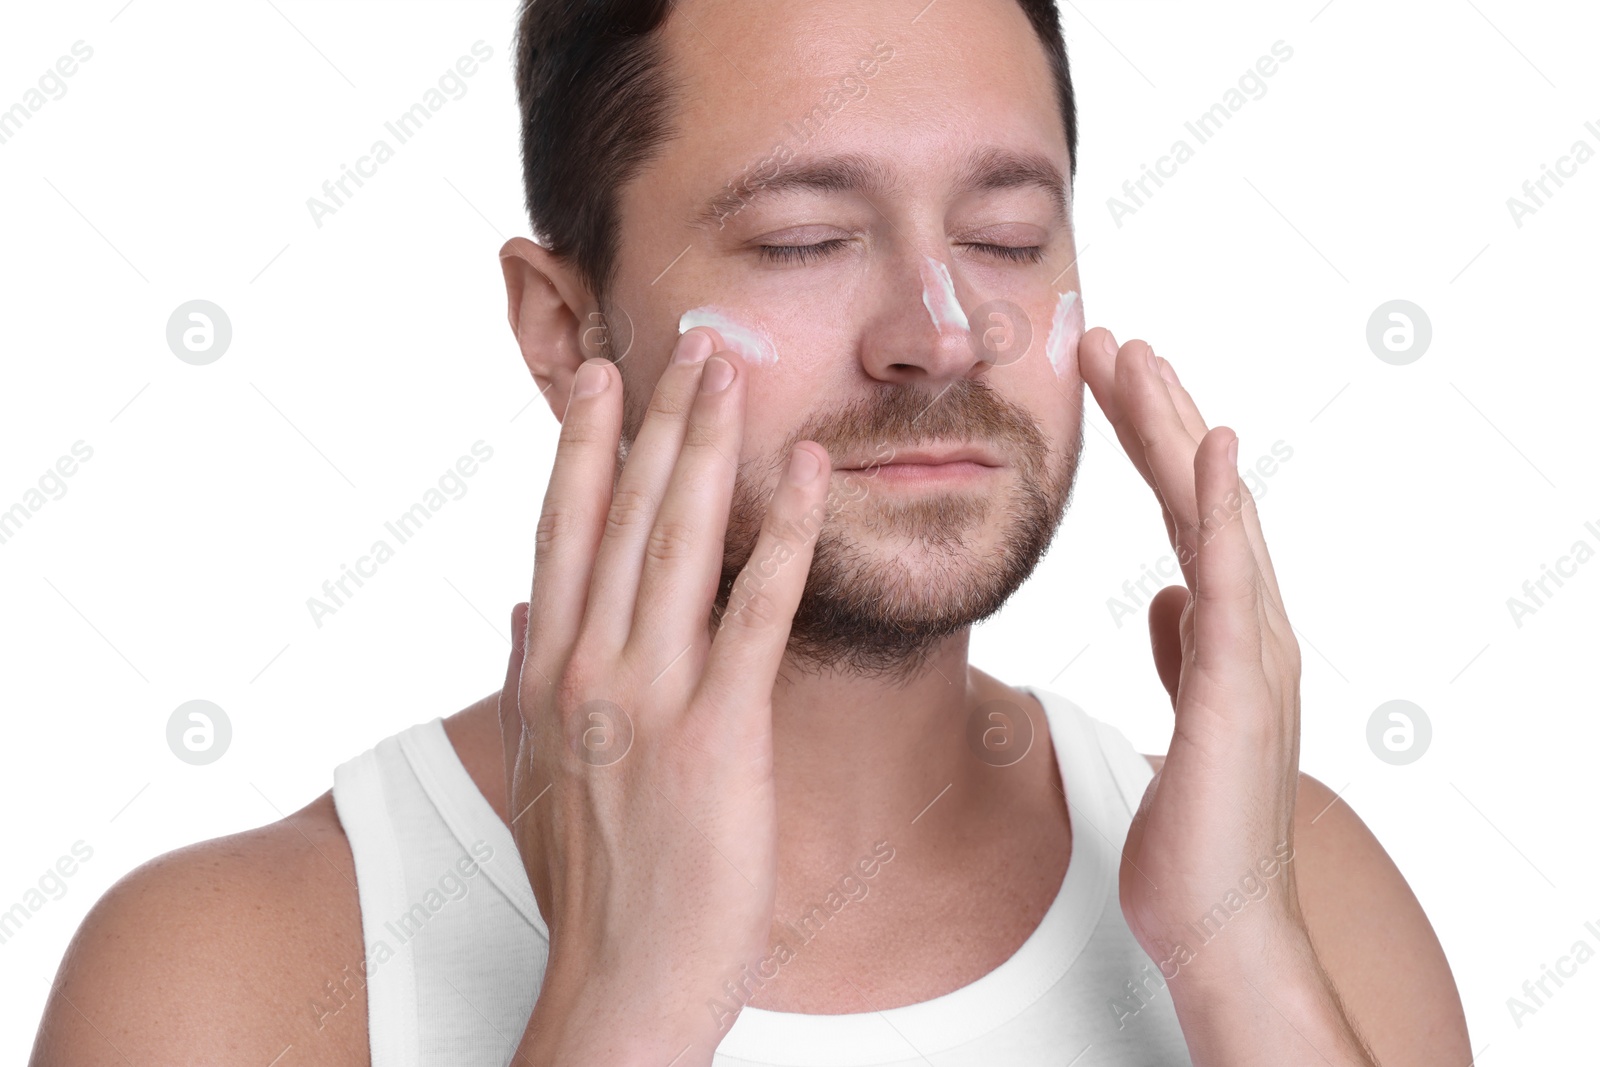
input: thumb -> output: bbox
[1147,584,1188,710]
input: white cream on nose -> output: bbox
[677,305,780,366]
[919,255,970,334]
[1043,290,1084,377]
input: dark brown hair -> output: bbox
[512,0,1077,310]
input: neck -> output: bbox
[452,631,1059,880]
[767,629,1055,873]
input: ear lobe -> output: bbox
[498,236,594,421]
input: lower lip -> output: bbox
[839,461,997,485]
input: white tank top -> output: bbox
[331,685,1193,1065]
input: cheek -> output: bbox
[679,305,780,366]
[1043,290,1084,378]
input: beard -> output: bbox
[703,375,1083,684]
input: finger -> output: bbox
[626,349,751,678]
[1157,356,1287,614]
[1154,356,1209,444]
[1232,463,1289,622]
[1116,340,1205,585]
[526,356,622,681]
[1082,331,1184,556]
[499,601,530,808]
[577,326,722,654]
[1077,327,1124,419]
[1080,328,1163,493]
[1191,428,1262,678]
[697,442,832,729]
[1147,584,1188,710]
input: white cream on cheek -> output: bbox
[1043,290,1084,377]
[677,305,780,366]
[919,255,970,334]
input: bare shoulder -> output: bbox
[1140,755,1471,1064]
[30,790,369,1067]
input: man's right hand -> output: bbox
[499,327,833,1065]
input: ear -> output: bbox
[498,236,598,422]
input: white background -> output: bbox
[1,0,1595,1062]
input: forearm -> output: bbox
[1166,924,1378,1067]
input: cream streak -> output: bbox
[1043,290,1084,377]
[677,305,780,366]
[919,255,970,334]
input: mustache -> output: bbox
[773,377,1048,474]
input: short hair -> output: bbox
[512,0,1077,314]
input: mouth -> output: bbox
[836,444,1004,485]
[838,444,1003,471]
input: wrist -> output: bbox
[1128,843,1311,988]
[1163,915,1320,1004]
[517,961,720,1067]
[1162,922,1375,1067]
[1179,898,1308,968]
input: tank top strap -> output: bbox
[395,719,545,935]
[1087,711,1160,818]
[332,734,424,1067]
[332,719,548,1067]
[1020,686,1157,821]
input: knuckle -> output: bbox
[724,580,785,630]
[769,497,825,546]
[1231,568,1259,600]
[549,666,636,765]
[644,517,698,566]
[556,414,605,452]
[551,670,607,724]
[680,421,730,459]
[645,382,689,421]
[534,505,579,557]
[551,664,593,716]
[604,487,655,539]
[682,692,770,771]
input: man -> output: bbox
[31,0,1471,1064]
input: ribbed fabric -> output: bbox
[331,687,1193,1065]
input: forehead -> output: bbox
[632,0,1068,215]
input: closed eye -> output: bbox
[971,243,1045,264]
[755,239,853,265]
[755,241,1045,265]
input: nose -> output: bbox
[858,251,989,385]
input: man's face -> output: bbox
[603,0,1085,677]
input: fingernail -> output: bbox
[675,328,714,365]
[574,359,608,397]
[1228,435,1239,465]
[1100,330,1118,358]
[787,445,821,484]
[1144,346,1157,373]
[1157,357,1178,385]
[700,355,734,393]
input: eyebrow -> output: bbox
[690,145,1070,231]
